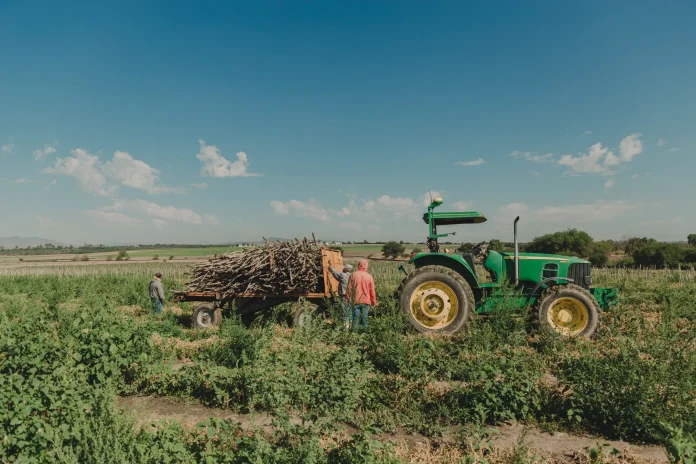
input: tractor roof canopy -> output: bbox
[423,211,487,226]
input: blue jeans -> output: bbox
[151,297,163,314]
[340,300,352,329]
[352,304,370,332]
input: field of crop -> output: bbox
[1,261,695,463]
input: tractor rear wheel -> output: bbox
[292,301,320,328]
[397,265,474,334]
[534,284,599,338]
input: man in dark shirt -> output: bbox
[149,272,165,314]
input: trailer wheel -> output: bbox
[192,303,222,329]
[293,301,319,328]
[397,265,474,334]
[534,284,599,338]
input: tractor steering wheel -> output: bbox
[470,241,487,258]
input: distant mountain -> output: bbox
[0,236,67,249]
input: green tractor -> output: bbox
[397,198,618,338]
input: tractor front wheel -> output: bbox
[397,265,474,334]
[534,284,599,338]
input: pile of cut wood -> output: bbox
[184,239,323,299]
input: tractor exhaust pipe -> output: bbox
[514,216,520,286]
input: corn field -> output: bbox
[0,262,192,279]
[0,260,695,287]
[1,256,695,462]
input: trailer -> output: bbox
[174,248,344,329]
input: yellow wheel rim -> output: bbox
[547,297,589,335]
[409,281,459,330]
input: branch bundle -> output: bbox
[185,239,324,299]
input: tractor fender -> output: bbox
[525,277,574,305]
[410,253,479,291]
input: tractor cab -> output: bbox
[422,197,487,254]
[421,198,487,276]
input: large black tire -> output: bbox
[191,303,223,329]
[292,301,320,328]
[534,284,599,338]
[397,265,474,334]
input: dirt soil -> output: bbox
[116,396,668,463]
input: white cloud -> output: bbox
[618,133,643,162]
[125,199,204,224]
[86,210,143,226]
[36,216,56,227]
[498,202,529,217]
[657,138,666,147]
[2,143,15,154]
[584,130,592,135]
[631,174,639,180]
[533,201,635,222]
[203,214,219,226]
[196,139,262,178]
[44,148,114,196]
[272,191,441,226]
[510,151,554,163]
[44,148,181,196]
[12,177,35,184]
[604,178,615,193]
[669,148,679,152]
[603,151,621,167]
[558,143,613,174]
[456,158,486,166]
[515,134,643,176]
[151,218,168,229]
[103,151,178,194]
[89,200,214,228]
[641,216,681,227]
[371,195,418,215]
[33,143,57,160]
[451,201,473,211]
[338,221,362,231]
[190,182,208,190]
[270,199,330,222]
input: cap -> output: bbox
[343,264,353,272]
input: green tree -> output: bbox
[116,250,130,261]
[632,242,684,268]
[488,239,504,252]
[382,241,405,259]
[457,243,474,253]
[688,234,696,247]
[684,249,696,265]
[624,237,653,256]
[526,229,594,257]
[411,247,422,254]
[588,241,612,267]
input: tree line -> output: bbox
[457,230,696,268]
[0,243,236,256]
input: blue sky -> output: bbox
[1,1,694,245]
